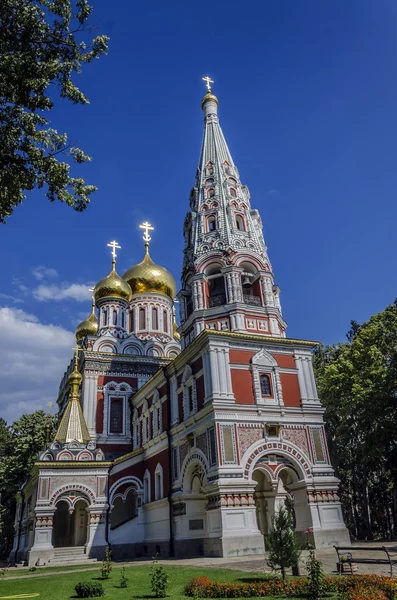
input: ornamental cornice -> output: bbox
[35,462,112,470]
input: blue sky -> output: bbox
[1,0,397,421]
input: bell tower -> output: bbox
[178,78,287,348]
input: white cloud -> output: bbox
[33,283,92,302]
[0,306,75,423]
[0,292,23,304]
[32,266,58,281]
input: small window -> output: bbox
[229,187,237,198]
[113,310,117,326]
[121,311,125,328]
[155,471,162,500]
[163,310,168,333]
[205,178,214,185]
[260,374,272,397]
[207,166,214,175]
[207,188,215,198]
[235,215,245,231]
[103,309,108,326]
[208,215,217,231]
[152,307,158,329]
[109,398,123,433]
[129,310,134,332]
[139,308,145,329]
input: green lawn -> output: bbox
[0,564,324,600]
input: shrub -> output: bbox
[74,581,104,598]
[150,557,169,598]
[305,530,326,600]
[100,546,112,579]
[119,566,128,588]
[266,506,301,579]
[28,566,37,572]
[184,574,397,598]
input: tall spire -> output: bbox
[178,79,286,346]
[54,346,90,444]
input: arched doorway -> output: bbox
[52,499,89,547]
[253,455,312,544]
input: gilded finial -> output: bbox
[107,240,121,270]
[139,221,154,255]
[202,75,214,93]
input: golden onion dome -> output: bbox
[94,262,132,304]
[75,303,98,341]
[201,92,219,109]
[69,366,83,387]
[173,320,181,341]
[122,246,176,301]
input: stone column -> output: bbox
[82,373,99,436]
[29,509,55,566]
[86,508,108,559]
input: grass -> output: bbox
[0,564,337,600]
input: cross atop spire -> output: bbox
[107,240,121,268]
[202,75,214,93]
[140,221,154,254]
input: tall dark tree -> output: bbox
[0,411,56,559]
[313,300,397,540]
[0,0,109,222]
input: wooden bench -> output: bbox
[334,545,397,577]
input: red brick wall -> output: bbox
[280,373,301,407]
[196,375,205,410]
[96,394,104,433]
[229,350,255,364]
[273,354,296,369]
[231,368,255,404]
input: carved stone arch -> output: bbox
[76,450,93,461]
[57,450,74,461]
[251,348,278,368]
[50,483,95,507]
[109,476,143,504]
[142,399,149,414]
[182,363,192,384]
[179,450,209,492]
[123,344,142,356]
[242,440,313,482]
[152,388,160,405]
[42,451,54,461]
[98,342,116,353]
[236,253,265,272]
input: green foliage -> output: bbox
[100,546,112,579]
[265,506,302,580]
[0,0,109,222]
[313,299,397,540]
[0,410,56,559]
[119,566,128,588]
[150,557,169,598]
[74,581,104,598]
[305,546,326,600]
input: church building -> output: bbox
[9,79,349,567]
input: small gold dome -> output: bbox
[94,264,132,304]
[123,248,176,301]
[201,92,219,109]
[69,366,83,387]
[173,320,181,341]
[75,306,98,341]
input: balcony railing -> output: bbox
[209,294,227,307]
[243,293,261,306]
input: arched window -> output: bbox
[109,398,123,433]
[103,309,108,326]
[155,464,163,501]
[129,310,134,332]
[139,308,145,330]
[229,187,237,198]
[152,307,158,329]
[121,311,125,329]
[260,374,272,397]
[205,178,214,185]
[144,470,151,504]
[208,275,226,307]
[113,310,117,326]
[208,215,217,232]
[235,215,245,231]
[207,188,215,198]
[207,161,214,176]
[163,310,168,333]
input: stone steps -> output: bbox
[49,547,98,567]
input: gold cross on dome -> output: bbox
[107,240,121,260]
[202,76,214,92]
[140,221,154,243]
[72,344,83,367]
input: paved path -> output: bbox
[3,542,397,581]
